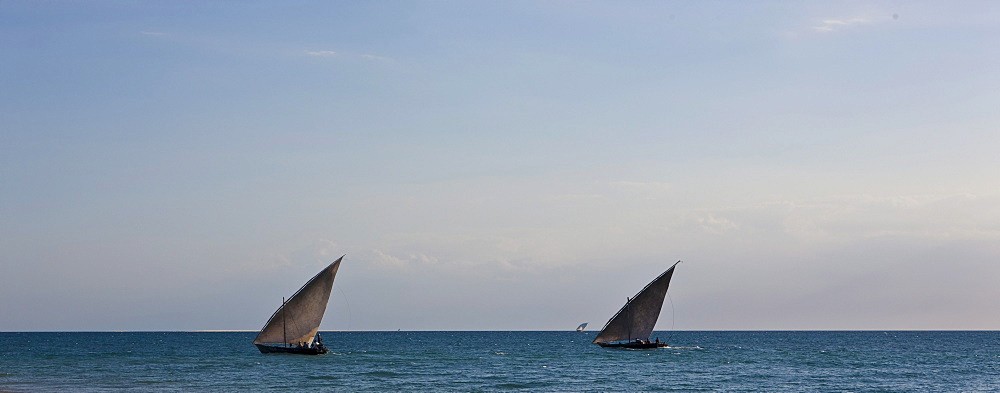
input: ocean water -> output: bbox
[0,331,997,392]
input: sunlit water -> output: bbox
[1,331,997,392]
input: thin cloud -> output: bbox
[696,214,739,235]
[610,181,671,191]
[140,31,169,37]
[304,50,395,62]
[369,249,439,268]
[304,50,337,57]
[360,54,392,62]
[812,17,871,32]
[731,193,1000,242]
[548,193,607,203]
[371,249,405,267]
[609,181,672,197]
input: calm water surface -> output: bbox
[1,331,997,392]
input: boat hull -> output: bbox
[597,341,668,349]
[255,344,329,355]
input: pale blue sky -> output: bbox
[2,1,999,331]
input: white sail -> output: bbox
[253,257,342,346]
[592,261,678,344]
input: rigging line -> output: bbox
[666,291,675,345]
[337,286,353,332]
[665,259,681,346]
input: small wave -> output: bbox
[495,382,552,389]
[137,380,180,385]
[495,383,531,389]
[494,352,508,355]
[362,371,400,377]
[306,375,339,381]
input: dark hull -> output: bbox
[255,344,329,355]
[597,341,668,349]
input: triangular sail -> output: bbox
[592,261,678,344]
[253,257,342,346]
[576,322,588,332]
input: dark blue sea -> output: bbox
[1,331,997,392]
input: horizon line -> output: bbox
[1,329,997,333]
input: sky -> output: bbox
[2,1,999,331]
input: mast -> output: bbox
[626,297,631,342]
